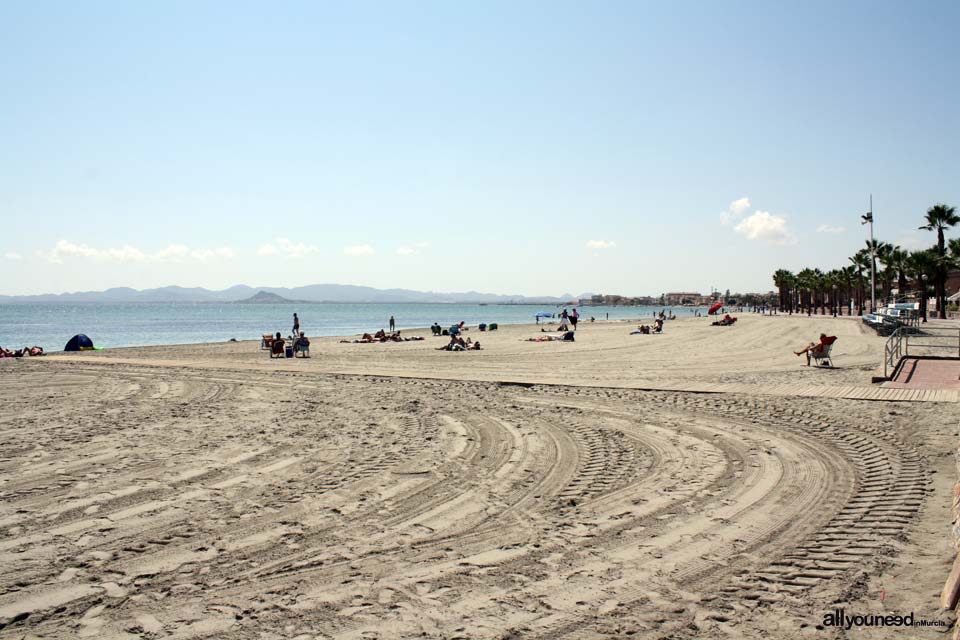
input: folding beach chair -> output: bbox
[261,334,276,350]
[812,342,834,367]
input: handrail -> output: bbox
[884,325,960,377]
[884,327,903,378]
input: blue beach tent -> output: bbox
[64,334,94,351]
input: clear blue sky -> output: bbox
[2,1,958,296]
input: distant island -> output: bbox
[234,291,301,304]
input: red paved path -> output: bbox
[886,358,960,390]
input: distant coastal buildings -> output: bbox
[581,291,775,307]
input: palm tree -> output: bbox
[796,268,815,314]
[864,239,890,311]
[876,243,897,304]
[849,250,871,315]
[812,268,827,315]
[839,265,856,315]
[887,247,909,300]
[772,269,794,312]
[919,203,960,318]
[824,269,842,315]
[907,249,937,322]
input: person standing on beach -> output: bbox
[292,312,300,336]
[389,315,396,332]
[570,308,579,330]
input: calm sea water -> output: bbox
[0,303,705,351]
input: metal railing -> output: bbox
[884,325,960,378]
[884,328,904,378]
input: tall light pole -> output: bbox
[861,195,875,313]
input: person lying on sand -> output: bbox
[711,314,737,326]
[436,335,479,351]
[795,334,837,366]
[526,331,575,342]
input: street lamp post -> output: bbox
[861,195,876,313]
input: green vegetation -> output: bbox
[772,203,958,322]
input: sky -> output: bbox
[2,1,958,297]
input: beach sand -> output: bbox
[1,314,958,638]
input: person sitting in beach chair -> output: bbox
[431,323,442,336]
[294,332,310,357]
[261,333,277,350]
[270,332,285,358]
[795,334,837,367]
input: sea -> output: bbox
[0,303,706,351]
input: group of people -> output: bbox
[431,321,468,336]
[342,329,424,344]
[267,331,310,357]
[437,334,481,351]
[711,314,738,326]
[0,345,44,358]
[632,318,664,334]
[559,308,580,331]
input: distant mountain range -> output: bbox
[0,284,588,305]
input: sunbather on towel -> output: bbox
[795,334,837,366]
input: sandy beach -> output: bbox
[2,314,958,638]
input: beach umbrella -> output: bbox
[707,302,723,315]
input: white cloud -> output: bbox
[397,241,429,256]
[4,252,23,260]
[344,244,375,256]
[733,211,796,245]
[42,240,236,263]
[816,224,846,234]
[156,244,190,259]
[720,197,751,224]
[257,238,318,258]
[276,238,318,258]
[586,240,616,249]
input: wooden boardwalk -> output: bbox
[622,380,959,402]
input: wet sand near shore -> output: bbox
[1,315,958,639]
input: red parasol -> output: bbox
[708,302,723,315]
